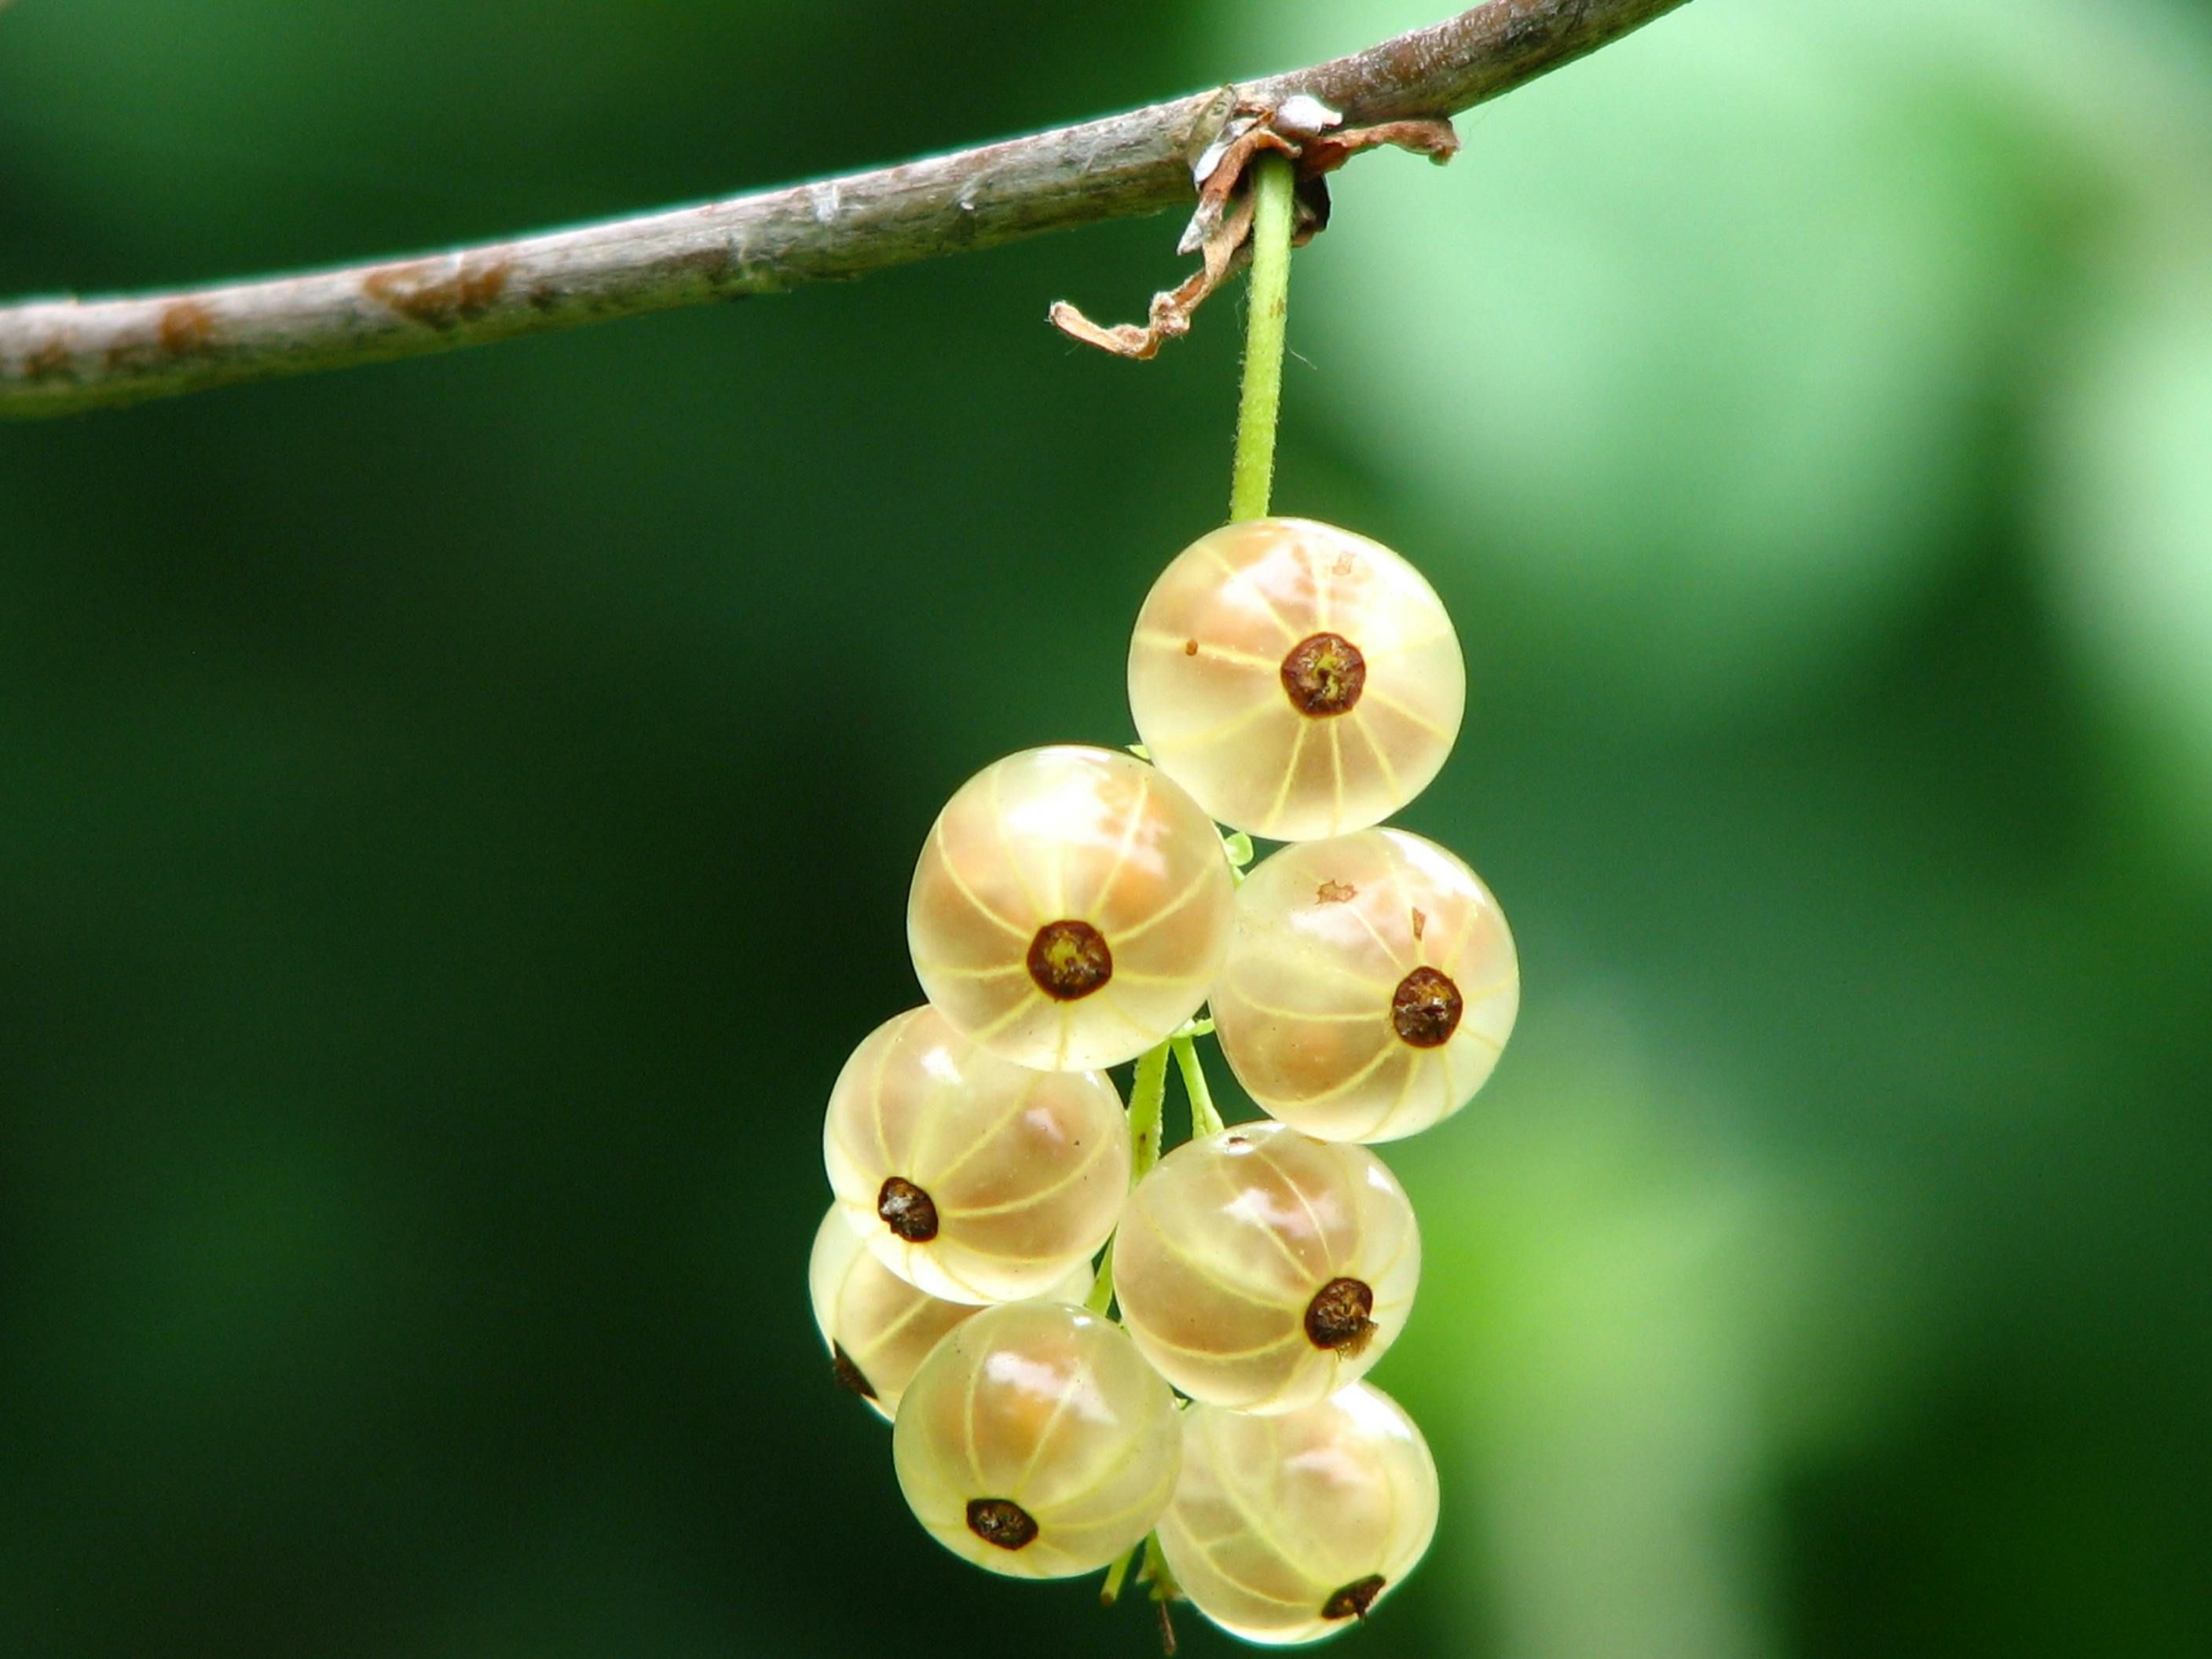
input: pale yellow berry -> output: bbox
[892,1300,1181,1579]
[1210,829,1519,1142]
[1157,1382,1439,1645]
[1126,518,1465,840]
[822,1005,1129,1304]
[907,745,1235,1071]
[806,1207,1090,1422]
[1111,1122,1419,1413]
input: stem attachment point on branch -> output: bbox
[2,0,1693,418]
[1047,100,1456,364]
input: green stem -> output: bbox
[1090,1040,1172,1316]
[1084,1238,1117,1316]
[1228,152,1297,524]
[1128,1040,1171,1181]
[1144,1531,1182,1654]
[1100,1540,1138,1607]
[1171,1035,1225,1140]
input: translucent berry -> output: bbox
[1111,1122,1419,1413]
[1126,518,1465,841]
[822,1005,1129,1303]
[1210,829,1519,1142]
[1156,1382,1439,1645]
[892,1300,1181,1578]
[908,745,1235,1071]
[806,1207,1090,1422]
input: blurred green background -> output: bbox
[5,1,2210,1654]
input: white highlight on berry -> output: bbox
[1211,828,1519,1143]
[822,1005,1130,1304]
[807,1207,1090,1422]
[1157,1382,1439,1645]
[892,1300,1181,1579]
[907,745,1234,1071]
[1110,1122,1420,1414]
[1126,518,1465,841]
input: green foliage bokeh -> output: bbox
[3,2,2209,1655]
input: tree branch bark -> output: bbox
[0,0,1690,420]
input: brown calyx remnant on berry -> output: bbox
[877,1176,939,1242]
[830,1343,877,1401]
[1391,965,1463,1049]
[965,1497,1039,1551]
[1303,1276,1376,1355]
[1322,1574,1386,1621]
[1280,632,1367,716]
[1316,879,1357,903]
[1027,918,1113,1001]
[1184,637,1200,656]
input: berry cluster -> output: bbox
[810,517,1519,1645]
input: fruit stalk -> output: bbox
[1170,1035,1225,1140]
[1229,153,1298,524]
[1086,1039,1171,1315]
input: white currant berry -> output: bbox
[1126,518,1466,841]
[1210,828,1518,1143]
[892,1299,1181,1579]
[822,1005,1129,1304]
[1111,1122,1419,1414]
[807,1207,1090,1422]
[907,745,1235,1071]
[1157,1382,1439,1646]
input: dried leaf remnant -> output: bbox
[1049,96,1458,361]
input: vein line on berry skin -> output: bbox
[1361,1189,1421,1290]
[950,1132,1119,1220]
[1106,859,1224,949]
[908,958,1027,982]
[1135,1224,1297,1313]
[957,998,1038,1055]
[1131,1325,1307,1368]
[914,1071,971,1187]
[1197,1412,1321,1600]
[1341,890,1408,969]
[1207,1141,1316,1285]
[1328,721,1350,829]
[1134,630,1280,674]
[1230,998,1388,1027]
[1093,992,1161,1044]
[987,764,1051,924]
[958,1331,989,1493]
[865,1030,900,1172]
[860,1275,957,1355]
[1368,1056,1426,1145]
[1166,695,1277,756]
[1283,1041,1397,1107]
[1201,544,1301,647]
[1229,951,1398,997]
[1353,1060,1417,1143]
[1361,683,1453,741]
[1087,767,1153,917]
[1265,723,1310,830]
[930,819,1030,939]
[1008,1372,1090,1504]
[1247,1137,1342,1275]
[1352,716,1408,806]
[1440,895,1485,976]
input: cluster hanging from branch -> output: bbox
[808,153,1522,1648]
